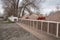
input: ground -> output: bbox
[0,23,40,40]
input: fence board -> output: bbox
[42,22,48,32]
[49,23,57,35]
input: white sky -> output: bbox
[40,0,60,15]
[0,0,4,15]
[0,5,4,13]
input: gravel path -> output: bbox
[0,23,40,40]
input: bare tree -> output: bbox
[19,0,45,17]
[2,0,45,18]
[2,0,19,17]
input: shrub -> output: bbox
[37,16,45,20]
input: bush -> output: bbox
[25,17,29,19]
[37,16,45,20]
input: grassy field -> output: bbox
[0,20,15,24]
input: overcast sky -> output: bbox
[0,0,60,16]
[40,0,60,15]
[0,0,4,16]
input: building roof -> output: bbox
[46,11,60,22]
[22,13,43,20]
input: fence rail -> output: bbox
[18,18,60,38]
